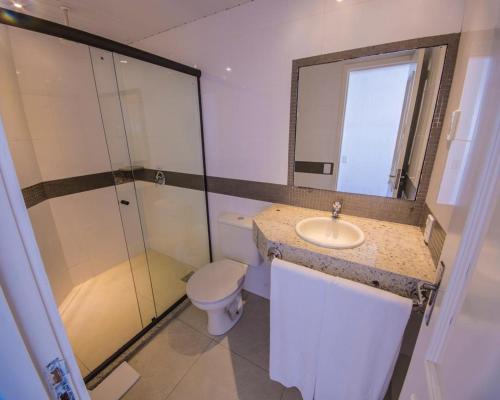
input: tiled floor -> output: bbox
[121,291,403,400]
[123,292,303,400]
[59,250,192,374]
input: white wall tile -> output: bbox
[49,187,130,284]
[8,26,111,181]
[0,26,42,188]
[135,181,211,269]
[28,202,73,305]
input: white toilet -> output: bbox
[186,213,261,335]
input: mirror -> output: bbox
[292,45,447,200]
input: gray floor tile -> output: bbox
[215,292,271,370]
[122,320,212,400]
[176,303,215,338]
[167,342,284,400]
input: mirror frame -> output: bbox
[288,34,460,215]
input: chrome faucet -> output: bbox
[332,201,342,218]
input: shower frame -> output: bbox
[0,6,213,384]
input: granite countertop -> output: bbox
[253,204,437,298]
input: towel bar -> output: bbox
[267,247,282,260]
[268,246,444,314]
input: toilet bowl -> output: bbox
[187,259,247,335]
[186,213,262,335]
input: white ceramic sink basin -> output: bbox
[295,217,365,249]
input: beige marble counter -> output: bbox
[253,204,437,298]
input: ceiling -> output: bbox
[0,0,252,43]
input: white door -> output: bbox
[388,50,424,197]
[400,3,500,397]
[0,117,90,399]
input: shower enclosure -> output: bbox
[0,11,210,382]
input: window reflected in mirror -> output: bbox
[293,46,447,200]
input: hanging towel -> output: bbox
[315,276,412,400]
[269,258,334,400]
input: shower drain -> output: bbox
[181,271,195,283]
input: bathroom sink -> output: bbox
[295,217,365,249]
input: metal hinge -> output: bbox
[422,261,446,326]
[46,358,76,400]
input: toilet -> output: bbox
[186,213,261,335]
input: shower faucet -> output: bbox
[155,170,166,185]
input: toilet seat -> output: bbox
[186,259,247,304]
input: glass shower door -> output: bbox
[91,47,211,319]
[111,53,211,316]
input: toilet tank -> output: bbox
[218,213,262,266]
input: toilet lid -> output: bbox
[186,259,247,304]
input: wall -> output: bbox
[401,0,500,396]
[1,26,131,296]
[425,2,496,231]
[134,0,465,295]
[294,61,344,190]
[0,25,72,304]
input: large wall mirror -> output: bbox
[289,35,459,202]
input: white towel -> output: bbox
[270,258,334,400]
[315,276,412,400]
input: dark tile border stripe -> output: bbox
[135,169,205,191]
[23,171,448,227]
[22,182,46,209]
[206,176,420,224]
[24,172,427,225]
[294,161,334,175]
[287,33,460,225]
[22,169,206,209]
[43,172,115,199]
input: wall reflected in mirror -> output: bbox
[293,45,447,200]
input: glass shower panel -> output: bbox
[89,47,157,326]
[112,54,211,315]
[0,26,147,374]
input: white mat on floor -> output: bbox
[90,362,139,400]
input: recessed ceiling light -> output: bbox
[120,60,128,64]
[12,2,23,8]
[336,0,343,2]
[225,67,232,72]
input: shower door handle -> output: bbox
[120,200,130,206]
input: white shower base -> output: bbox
[58,250,192,376]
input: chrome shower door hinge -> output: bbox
[46,358,76,400]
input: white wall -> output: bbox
[401,0,500,396]
[0,26,42,188]
[0,26,132,296]
[135,181,211,269]
[425,2,497,231]
[0,26,73,305]
[135,0,464,185]
[294,62,344,190]
[134,0,464,295]
[28,202,73,305]
[8,27,111,181]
